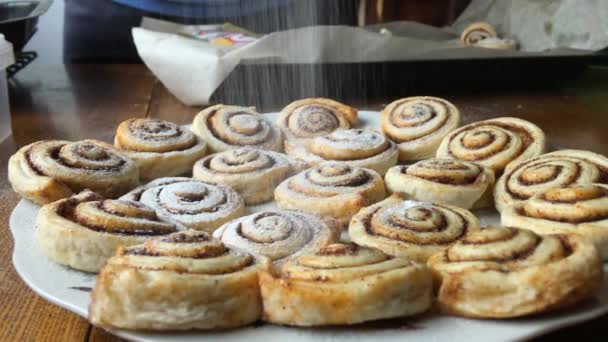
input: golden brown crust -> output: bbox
[35,191,181,272]
[349,194,481,262]
[494,149,608,212]
[275,164,386,228]
[259,243,432,326]
[428,226,604,318]
[8,139,140,204]
[89,230,262,330]
[114,118,207,181]
[385,158,495,209]
[501,184,608,260]
[380,97,461,161]
[192,104,283,153]
[436,117,546,176]
[193,148,307,204]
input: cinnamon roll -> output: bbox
[35,190,181,272]
[502,184,608,260]
[213,210,339,264]
[193,148,307,204]
[274,163,386,228]
[436,117,546,175]
[428,226,603,318]
[120,177,245,233]
[460,22,498,46]
[278,98,357,149]
[380,97,461,162]
[494,150,608,212]
[89,230,262,330]
[349,195,481,262]
[192,104,283,153]
[287,129,399,175]
[259,243,432,326]
[385,158,495,209]
[8,139,139,205]
[114,118,207,181]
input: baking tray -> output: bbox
[211,54,607,109]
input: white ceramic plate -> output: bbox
[10,111,608,342]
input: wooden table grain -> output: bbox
[2,63,608,341]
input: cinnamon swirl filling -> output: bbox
[403,158,485,185]
[310,129,392,161]
[278,98,357,140]
[117,119,198,153]
[439,227,570,270]
[208,108,276,146]
[116,230,255,274]
[122,178,245,233]
[349,196,480,261]
[519,185,608,224]
[58,197,179,236]
[437,117,545,175]
[382,97,458,143]
[213,210,337,263]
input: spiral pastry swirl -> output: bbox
[349,195,480,262]
[213,210,339,264]
[192,104,283,153]
[494,150,608,212]
[8,139,139,204]
[275,163,386,228]
[288,129,399,175]
[278,98,357,141]
[259,243,432,326]
[436,117,546,175]
[460,22,498,46]
[193,148,306,204]
[114,118,207,181]
[385,158,495,209]
[89,230,262,330]
[380,96,461,161]
[428,226,603,318]
[35,190,181,272]
[121,177,245,233]
[502,184,608,260]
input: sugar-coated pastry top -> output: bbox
[115,118,202,153]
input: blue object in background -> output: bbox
[65,0,357,63]
[112,0,294,19]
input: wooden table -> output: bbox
[1,63,608,341]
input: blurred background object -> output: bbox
[360,0,471,26]
[64,0,359,63]
[28,0,475,64]
[0,0,51,76]
[0,0,52,51]
[0,33,14,140]
[10,0,608,109]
